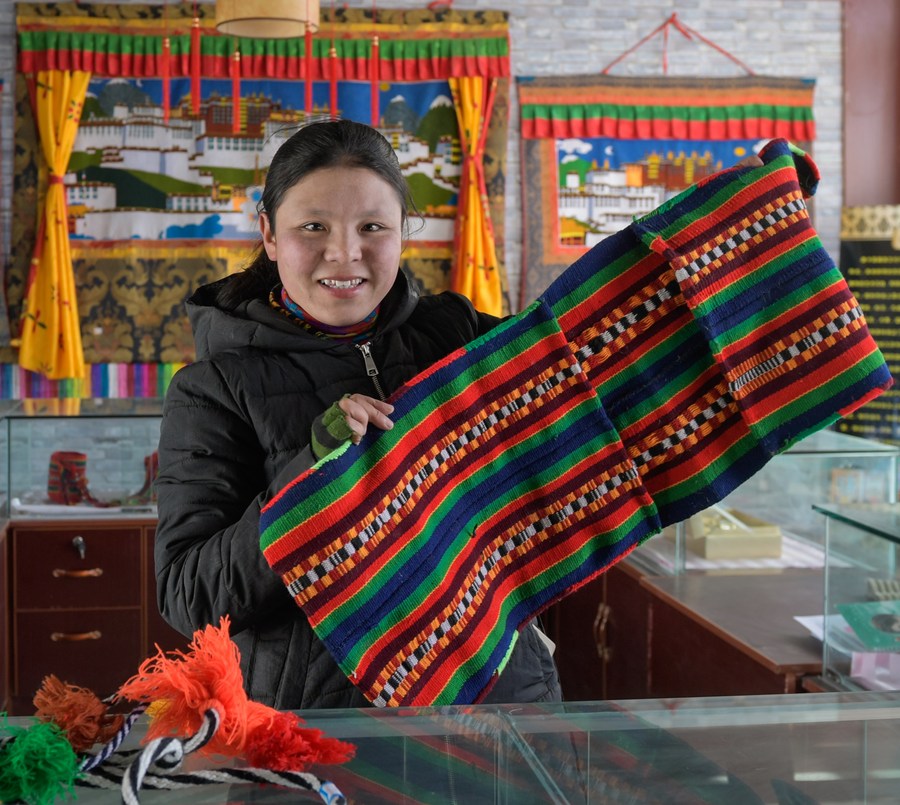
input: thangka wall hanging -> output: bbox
[516,74,816,307]
[5,2,510,397]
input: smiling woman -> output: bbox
[153,119,563,711]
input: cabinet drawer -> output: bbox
[14,608,143,699]
[13,526,141,610]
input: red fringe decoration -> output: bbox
[33,675,124,754]
[190,16,201,116]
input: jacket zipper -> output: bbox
[355,341,387,401]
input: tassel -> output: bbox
[161,36,171,123]
[33,675,124,754]
[231,44,241,134]
[0,718,80,805]
[190,14,201,116]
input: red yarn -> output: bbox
[244,710,355,771]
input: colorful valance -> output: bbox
[16,8,510,80]
[260,140,891,707]
[519,75,815,142]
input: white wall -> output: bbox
[0,0,843,308]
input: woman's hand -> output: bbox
[338,393,394,443]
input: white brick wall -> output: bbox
[0,0,843,309]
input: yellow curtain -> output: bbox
[449,76,503,317]
[19,69,91,380]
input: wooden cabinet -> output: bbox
[5,519,187,716]
[543,562,651,701]
[0,522,8,713]
[545,562,824,702]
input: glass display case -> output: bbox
[633,429,900,575]
[6,691,899,803]
[1,397,163,519]
[816,502,900,693]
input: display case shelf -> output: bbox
[816,502,900,693]
[633,429,900,576]
[0,397,162,520]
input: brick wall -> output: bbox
[0,0,843,309]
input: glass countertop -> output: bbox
[813,502,900,545]
[10,691,899,804]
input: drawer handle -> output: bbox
[52,567,104,579]
[50,630,102,642]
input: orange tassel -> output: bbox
[115,616,263,758]
[33,675,124,754]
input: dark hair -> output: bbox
[218,119,416,308]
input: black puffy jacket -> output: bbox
[155,270,561,709]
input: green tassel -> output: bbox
[0,715,79,805]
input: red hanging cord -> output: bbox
[190,3,201,115]
[161,2,170,122]
[304,0,314,115]
[601,12,755,76]
[329,1,338,119]
[231,41,241,134]
[370,1,379,127]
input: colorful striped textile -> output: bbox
[260,139,892,707]
[0,362,183,399]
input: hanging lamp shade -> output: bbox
[215,0,320,38]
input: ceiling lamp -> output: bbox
[215,0,320,38]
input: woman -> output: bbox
[155,119,562,710]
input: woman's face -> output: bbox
[260,166,404,327]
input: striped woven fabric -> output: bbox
[260,139,892,707]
